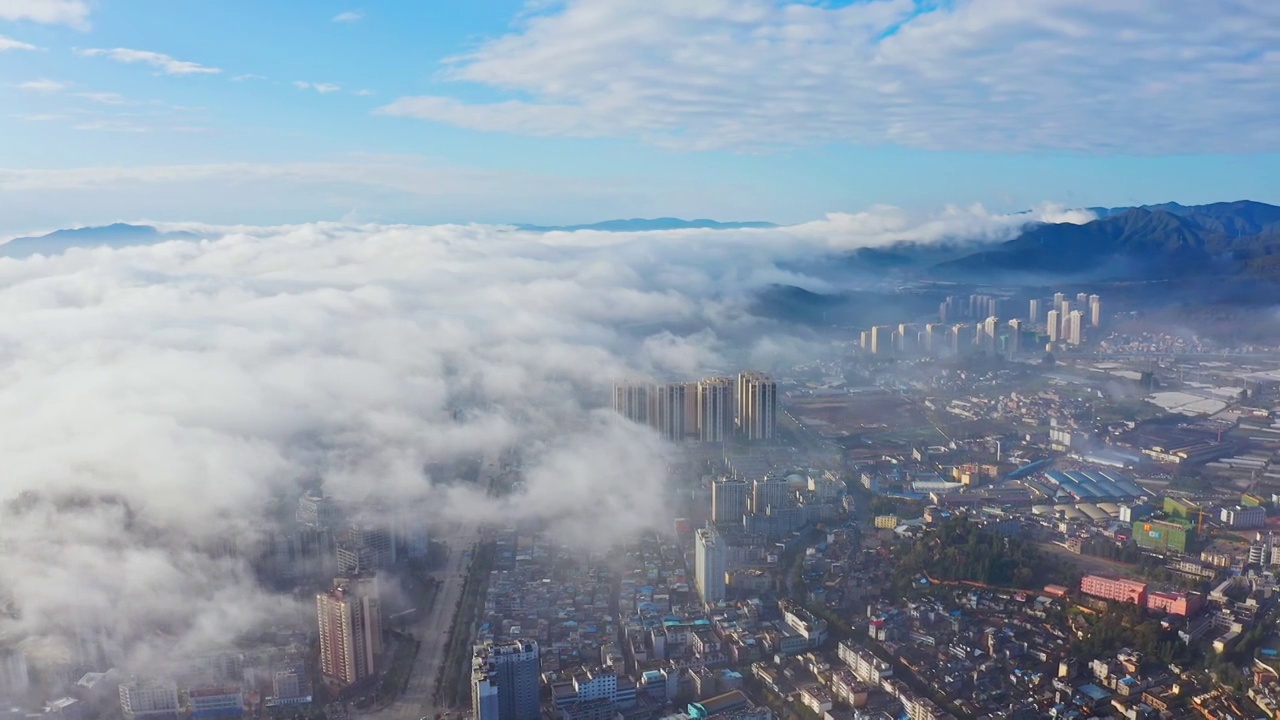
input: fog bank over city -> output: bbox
[0,203,1084,671]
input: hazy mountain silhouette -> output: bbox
[0,223,200,259]
[517,218,776,232]
[936,200,1280,281]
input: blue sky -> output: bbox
[0,0,1278,232]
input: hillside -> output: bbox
[935,201,1280,281]
[517,217,776,232]
[0,223,200,259]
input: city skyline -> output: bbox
[0,1,1278,231]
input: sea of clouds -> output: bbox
[0,203,1089,672]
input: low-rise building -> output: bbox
[1080,575,1147,605]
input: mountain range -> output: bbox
[0,223,199,259]
[7,203,1280,287]
[934,200,1280,281]
[516,218,777,232]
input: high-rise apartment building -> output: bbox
[695,528,726,605]
[949,324,968,355]
[696,377,734,443]
[1046,310,1061,342]
[1066,310,1085,346]
[981,316,999,353]
[1028,298,1041,324]
[119,679,180,720]
[896,324,918,354]
[1088,295,1102,327]
[1007,319,1024,355]
[316,575,382,686]
[472,641,541,720]
[736,372,777,441]
[869,326,891,356]
[923,323,945,356]
[751,477,794,514]
[296,492,338,529]
[711,477,749,525]
[336,524,395,575]
[473,666,500,720]
[613,383,650,425]
[649,382,688,441]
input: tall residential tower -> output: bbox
[316,575,382,686]
[736,372,777,441]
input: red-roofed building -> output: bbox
[1081,575,1147,605]
[1146,590,1202,617]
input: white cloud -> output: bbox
[294,81,342,93]
[16,78,66,93]
[72,119,152,133]
[0,158,728,232]
[9,112,68,121]
[379,0,1280,153]
[78,47,221,76]
[0,0,89,28]
[353,89,375,96]
[231,73,267,82]
[0,202,1097,667]
[332,10,363,23]
[75,91,127,105]
[0,34,39,51]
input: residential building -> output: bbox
[736,372,777,441]
[613,383,651,425]
[1080,575,1147,605]
[336,524,395,575]
[316,574,382,686]
[1066,310,1085,346]
[695,528,726,605]
[1047,310,1061,342]
[650,382,689,441]
[271,656,308,704]
[473,640,541,720]
[711,478,749,525]
[923,323,945,356]
[296,492,338,529]
[472,663,500,720]
[119,679,180,720]
[1007,318,1024,355]
[1146,591,1202,617]
[751,477,793,514]
[697,377,735,443]
[981,316,999,353]
[870,326,891,356]
[187,685,244,719]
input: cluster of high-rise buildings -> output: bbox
[1039,292,1102,347]
[254,490,431,587]
[860,291,1106,357]
[613,372,777,443]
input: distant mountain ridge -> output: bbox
[934,200,1280,281]
[0,223,199,259]
[517,217,777,232]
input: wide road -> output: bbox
[376,456,496,720]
